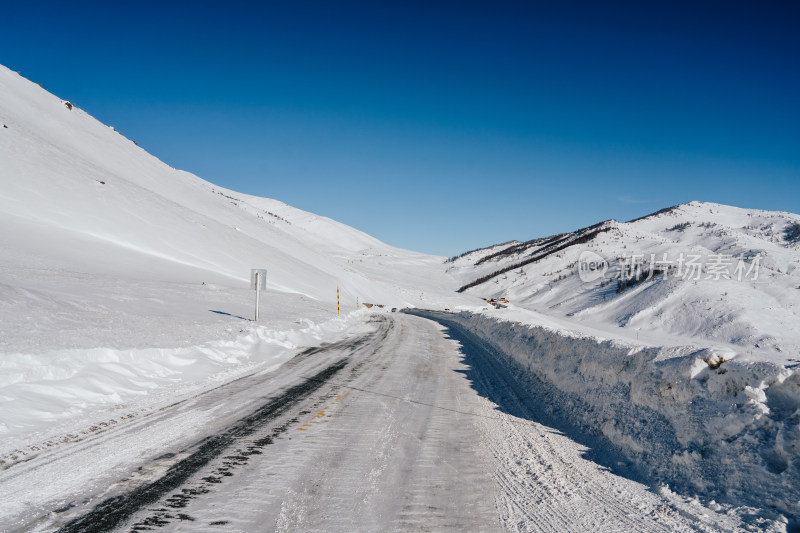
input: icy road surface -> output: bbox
[5,314,752,532]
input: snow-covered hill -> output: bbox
[2,63,463,300]
[0,64,470,347]
[448,202,800,360]
[0,64,470,441]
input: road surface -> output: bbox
[2,313,744,532]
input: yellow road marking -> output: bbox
[295,392,350,431]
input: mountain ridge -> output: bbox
[447,201,800,356]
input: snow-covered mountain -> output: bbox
[5,58,797,361]
[0,64,461,301]
[0,63,471,439]
[447,202,800,358]
[2,62,799,526]
[0,63,467,338]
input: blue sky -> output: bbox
[2,1,798,256]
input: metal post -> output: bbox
[337,285,339,315]
[255,272,260,321]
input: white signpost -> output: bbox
[250,269,267,321]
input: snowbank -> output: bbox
[414,309,800,523]
[0,311,373,451]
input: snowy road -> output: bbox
[5,314,746,532]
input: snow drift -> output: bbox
[0,311,371,449]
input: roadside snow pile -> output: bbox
[0,311,372,452]
[420,309,800,523]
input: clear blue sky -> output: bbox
[2,1,798,256]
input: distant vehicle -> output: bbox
[444,308,450,311]
[391,308,397,312]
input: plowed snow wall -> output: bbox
[412,310,800,521]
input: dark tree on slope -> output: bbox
[784,222,800,243]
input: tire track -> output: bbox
[110,313,500,532]
[55,358,350,533]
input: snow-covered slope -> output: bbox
[0,64,472,442]
[0,63,459,310]
[448,202,800,359]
